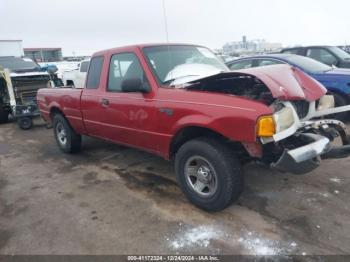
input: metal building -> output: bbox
[24,48,63,62]
[0,40,24,57]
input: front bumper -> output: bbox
[13,104,40,118]
[261,99,350,174]
[271,133,330,174]
[272,132,350,175]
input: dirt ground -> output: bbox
[0,119,350,255]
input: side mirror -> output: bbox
[121,77,148,93]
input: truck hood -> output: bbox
[178,64,326,102]
[235,65,327,101]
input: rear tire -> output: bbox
[53,114,81,153]
[18,117,32,130]
[175,137,243,212]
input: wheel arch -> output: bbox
[50,106,65,120]
[66,80,75,86]
[169,125,248,160]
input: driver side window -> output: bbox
[306,48,337,66]
[107,52,149,92]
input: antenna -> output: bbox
[162,0,169,43]
[161,0,173,82]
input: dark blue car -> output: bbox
[226,54,350,111]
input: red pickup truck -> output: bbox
[37,44,350,211]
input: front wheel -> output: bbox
[53,114,81,153]
[175,137,243,212]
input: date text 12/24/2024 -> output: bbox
[127,256,219,261]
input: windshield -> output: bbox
[329,46,350,60]
[0,57,40,71]
[286,55,332,73]
[143,45,229,85]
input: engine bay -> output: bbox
[186,75,275,105]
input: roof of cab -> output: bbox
[92,43,205,57]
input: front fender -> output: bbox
[172,113,261,143]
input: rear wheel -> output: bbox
[175,137,243,211]
[53,114,81,153]
[18,117,32,130]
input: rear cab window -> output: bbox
[86,56,104,89]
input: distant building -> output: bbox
[223,36,282,55]
[24,48,63,62]
[0,40,24,57]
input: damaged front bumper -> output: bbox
[272,133,329,174]
[263,100,350,174]
[272,133,350,174]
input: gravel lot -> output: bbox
[0,119,350,255]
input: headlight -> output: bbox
[273,107,295,133]
[317,95,335,111]
[257,105,296,138]
[257,115,276,137]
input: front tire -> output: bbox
[175,137,243,212]
[53,114,81,153]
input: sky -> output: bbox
[1,0,350,56]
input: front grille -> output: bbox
[20,91,37,105]
[11,75,50,105]
[292,100,310,119]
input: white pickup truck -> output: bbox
[61,59,90,88]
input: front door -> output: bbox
[98,51,161,154]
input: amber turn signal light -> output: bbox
[257,116,276,137]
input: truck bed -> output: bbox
[37,87,86,134]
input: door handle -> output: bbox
[101,98,109,107]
